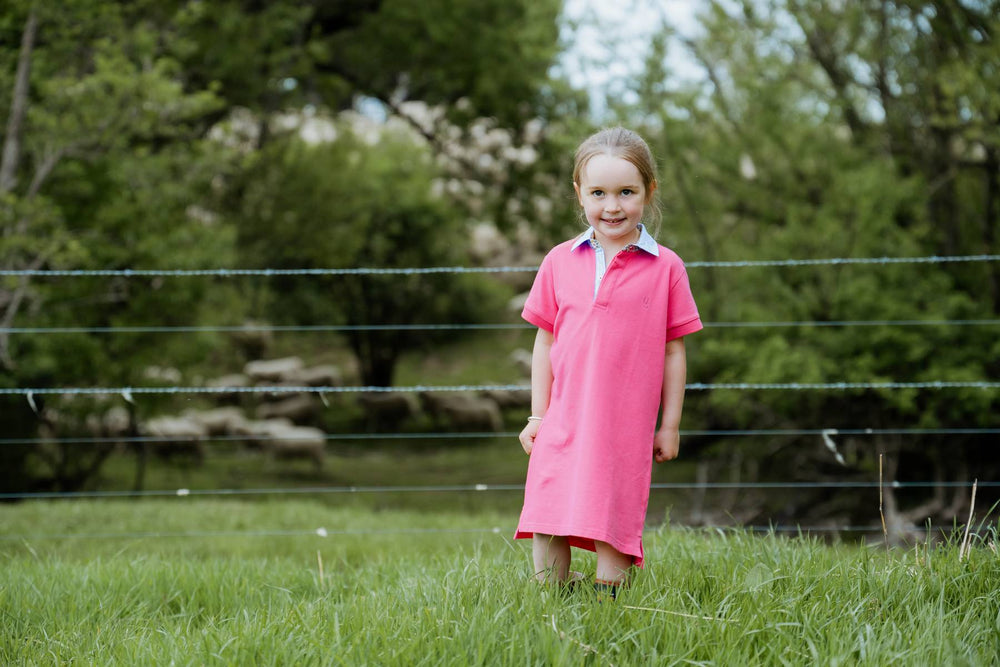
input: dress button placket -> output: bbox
[595,252,630,309]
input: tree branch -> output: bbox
[314,61,486,177]
[0,9,38,195]
[790,5,867,139]
[0,251,49,370]
[26,146,66,200]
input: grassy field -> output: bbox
[88,432,714,523]
[94,436,535,515]
[2,499,999,665]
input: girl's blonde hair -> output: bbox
[572,127,662,236]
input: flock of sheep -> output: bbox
[84,353,532,468]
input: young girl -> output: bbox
[516,127,702,599]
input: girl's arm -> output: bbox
[653,337,687,463]
[519,328,554,455]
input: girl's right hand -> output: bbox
[519,420,541,455]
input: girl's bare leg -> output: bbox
[594,540,633,584]
[532,533,570,583]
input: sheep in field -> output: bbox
[141,416,207,463]
[479,387,531,410]
[255,393,321,424]
[356,392,419,431]
[287,364,342,388]
[184,407,248,436]
[244,356,304,383]
[419,392,504,432]
[230,417,294,450]
[260,423,326,468]
[206,373,251,405]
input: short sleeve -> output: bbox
[521,251,558,332]
[665,262,703,341]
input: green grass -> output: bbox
[93,438,533,515]
[88,437,706,523]
[393,326,535,387]
[2,500,999,665]
[263,323,535,388]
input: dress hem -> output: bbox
[513,527,645,568]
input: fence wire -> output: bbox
[1,427,998,447]
[2,480,993,502]
[2,253,998,278]
[3,318,999,335]
[0,524,896,542]
[4,380,1000,398]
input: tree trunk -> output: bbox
[128,403,147,492]
[983,147,1000,314]
[0,10,42,370]
[350,330,399,387]
[0,9,37,194]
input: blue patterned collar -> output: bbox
[570,223,659,256]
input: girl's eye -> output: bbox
[621,189,634,196]
[591,190,604,197]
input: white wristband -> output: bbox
[527,416,543,422]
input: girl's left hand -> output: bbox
[519,420,541,455]
[653,428,680,463]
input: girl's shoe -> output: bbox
[593,578,619,602]
[564,571,586,590]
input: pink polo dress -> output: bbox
[514,236,702,566]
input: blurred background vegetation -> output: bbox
[1,0,998,536]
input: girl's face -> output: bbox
[574,153,655,250]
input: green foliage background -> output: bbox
[1,0,998,526]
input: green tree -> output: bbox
[167,0,572,237]
[234,125,506,386]
[0,0,570,494]
[1,1,231,492]
[162,0,563,138]
[617,0,1000,530]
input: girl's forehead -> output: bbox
[580,153,643,185]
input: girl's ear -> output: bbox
[645,180,658,204]
[573,181,583,206]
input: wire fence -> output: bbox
[4,380,1000,398]
[2,253,998,278]
[0,524,902,543]
[1,427,999,450]
[1,479,993,502]
[3,252,998,542]
[3,318,999,336]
